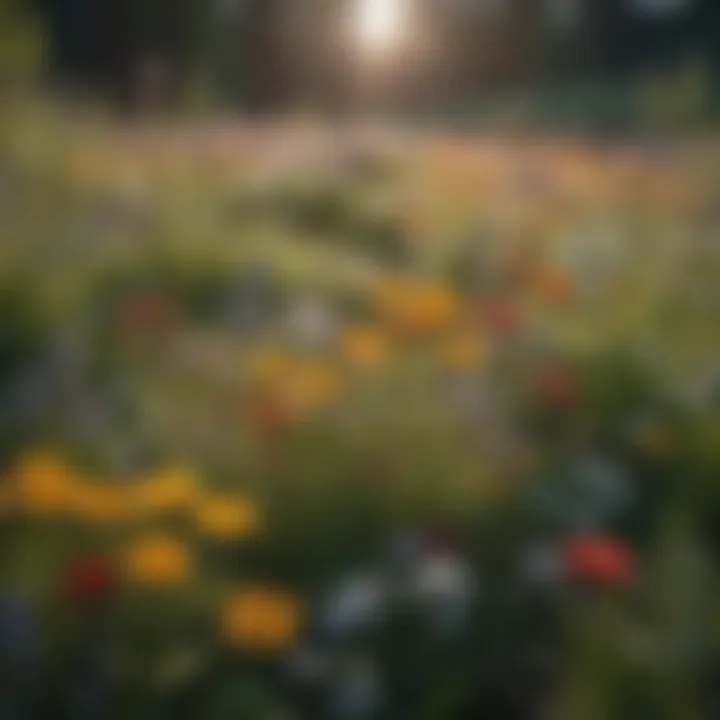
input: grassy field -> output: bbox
[1,102,720,718]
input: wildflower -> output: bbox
[321,572,388,638]
[64,556,119,605]
[73,484,129,524]
[221,587,303,653]
[564,535,637,588]
[196,496,260,540]
[135,468,198,515]
[124,536,193,586]
[287,299,338,350]
[13,452,76,517]
[281,361,344,414]
[376,280,460,335]
[413,548,477,635]
[342,327,390,368]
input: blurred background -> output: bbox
[0,1,720,719]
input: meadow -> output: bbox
[1,102,720,718]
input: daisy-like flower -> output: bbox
[413,548,477,635]
[287,298,338,351]
[320,571,388,639]
[134,467,198,515]
[123,536,193,587]
[341,327,390,369]
[375,280,461,336]
[73,483,130,525]
[196,495,261,541]
[13,451,77,517]
[221,586,303,654]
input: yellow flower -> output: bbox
[196,496,260,540]
[135,468,198,515]
[342,327,390,368]
[221,587,303,653]
[441,332,488,372]
[124,535,193,586]
[249,349,293,389]
[73,483,129,524]
[281,361,344,413]
[13,452,76,517]
[376,280,460,335]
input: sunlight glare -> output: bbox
[356,0,406,51]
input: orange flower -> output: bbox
[13,452,77,517]
[221,587,303,653]
[281,361,344,414]
[376,280,460,335]
[196,496,260,540]
[342,327,390,368]
[534,267,577,305]
[124,535,193,586]
[73,483,129,524]
[135,468,198,515]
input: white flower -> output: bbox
[415,554,475,603]
[413,553,476,634]
[286,299,338,351]
[321,572,388,638]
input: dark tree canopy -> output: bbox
[30,0,720,113]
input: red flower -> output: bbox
[564,536,637,588]
[480,299,523,338]
[534,367,579,408]
[64,556,119,604]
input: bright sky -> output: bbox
[356,0,408,51]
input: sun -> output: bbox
[356,0,407,51]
